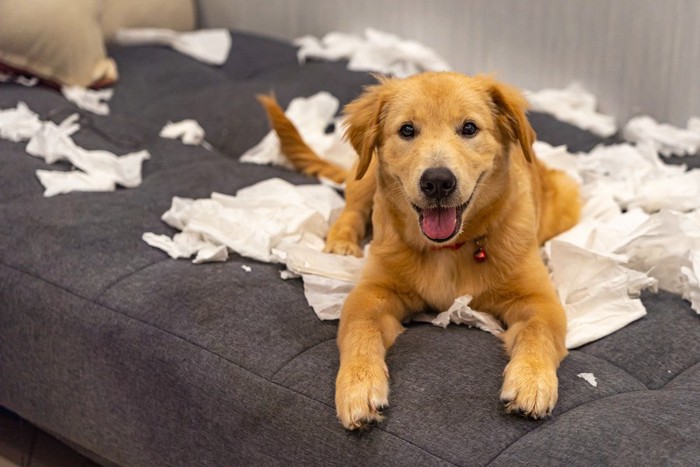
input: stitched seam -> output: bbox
[0,261,456,465]
[484,388,648,466]
[270,337,337,380]
[485,388,700,466]
[661,361,700,389]
[92,257,173,301]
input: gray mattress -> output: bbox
[1,32,699,466]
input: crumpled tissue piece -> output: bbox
[577,373,598,387]
[294,28,451,78]
[0,101,42,142]
[160,119,207,146]
[537,140,700,323]
[241,91,356,172]
[413,295,504,336]
[115,28,231,65]
[27,121,150,194]
[536,141,700,213]
[680,250,700,313]
[0,102,150,196]
[526,83,616,137]
[143,178,346,264]
[61,86,113,116]
[623,115,700,157]
[0,72,39,87]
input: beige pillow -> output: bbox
[101,0,196,41]
[0,0,117,87]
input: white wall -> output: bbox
[199,0,700,127]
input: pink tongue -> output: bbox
[421,207,458,240]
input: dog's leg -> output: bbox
[495,260,568,419]
[325,158,377,257]
[335,282,408,429]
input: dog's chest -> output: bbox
[413,252,486,312]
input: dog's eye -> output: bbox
[461,121,478,137]
[399,123,415,139]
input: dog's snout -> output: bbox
[420,167,457,200]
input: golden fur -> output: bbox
[258,72,581,430]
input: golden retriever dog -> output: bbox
[258,72,580,430]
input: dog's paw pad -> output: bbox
[501,358,558,419]
[336,362,389,430]
[324,240,363,257]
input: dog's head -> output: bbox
[344,72,536,245]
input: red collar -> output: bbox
[430,236,488,263]
[431,241,466,251]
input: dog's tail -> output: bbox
[256,94,349,184]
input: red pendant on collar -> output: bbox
[473,236,487,263]
[473,247,487,263]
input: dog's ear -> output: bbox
[487,80,536,163]
[343,80,389,180]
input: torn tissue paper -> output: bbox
[623,115,700,157]
[294,28,451,78]
[143,177,347,264]
[241,92,356,173]
[526,83,616,137]
[577,373,598,387]
[0,102,150,196]
[160,119,207,146]
[61,86,113,116]
[115,28,231,65]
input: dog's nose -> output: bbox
[420,167,457,200]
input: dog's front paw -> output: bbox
[335,359,389,430]
[500,356,558,419]
[324,239,363,257]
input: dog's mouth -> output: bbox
[412,203,466,242]
[411,173,483,243]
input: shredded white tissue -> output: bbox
[241,91,356,173]
[0,102,42,142]
[623,115,700,157]
[0,73,38,87]
[413,295,504,336]
[526,83,616,137]
[241,264,252,272]
[115,28,231,65]
[294,28,451,78]
[143,178,345,265]
[160,119,207,146]
[61,86,113,116]
[0,101,150,196]
[577,373,598,387]
[680,250,700,313]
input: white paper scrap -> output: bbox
[680,250,700,314]
[526,83,616,137]
[61,86,113,116]
[577,373,598,387]
[160,119,206,145]
[413,295,504,336]
[0,102,150,196]
[295,28,451,78]
[241,264,252,272]
[241,91,356,172]
[144,178,345,265]
[623,115,700,157]
[115,28,231,65]
[0,102,42,142]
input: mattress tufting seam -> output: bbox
[0,261,459,466]
[484,389,700,465]
[270,337,337,381]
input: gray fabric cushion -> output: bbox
[1,31,699,466]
